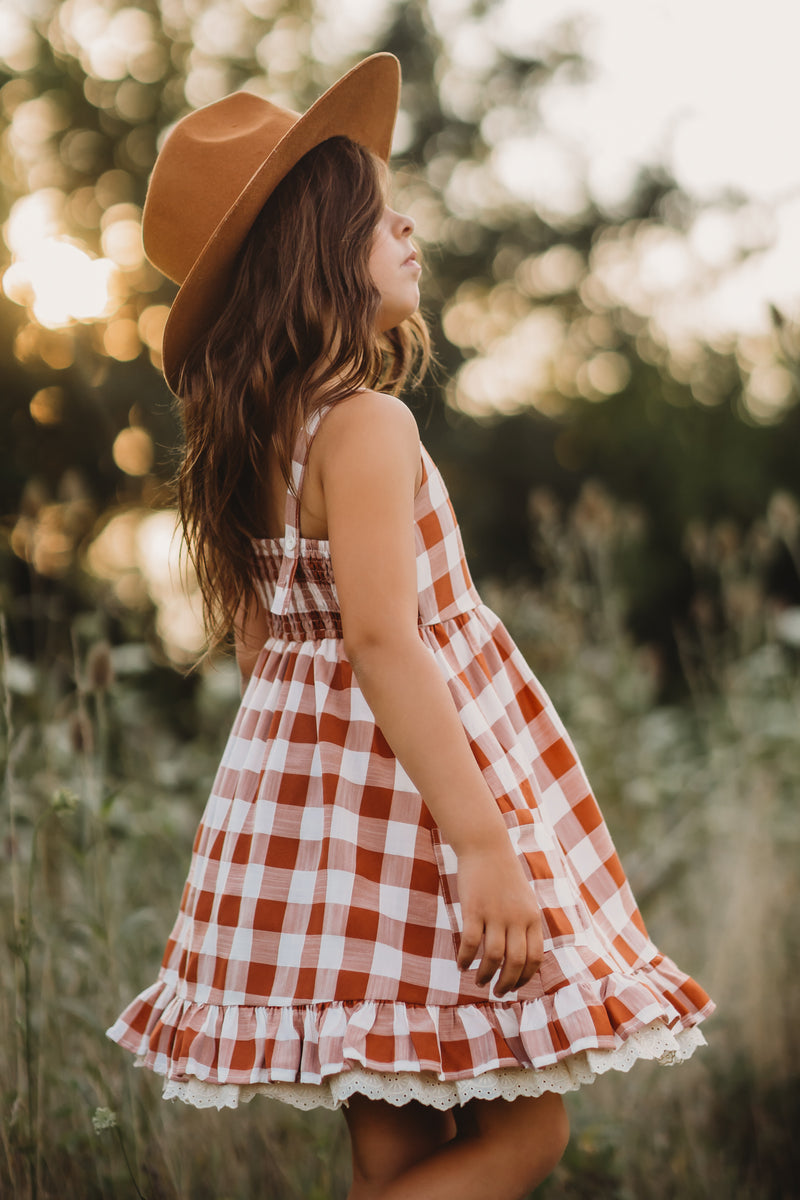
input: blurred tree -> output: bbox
[0,0,798,670]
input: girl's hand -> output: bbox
[456,844,543,996]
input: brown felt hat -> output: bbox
[142,53,401,393]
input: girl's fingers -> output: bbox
[457,915,484,970]
[516,920,544,990]
[494,926,528,996]
[476,927,505,986]
[460,910,544,992]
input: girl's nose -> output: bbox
[391,208,415,236]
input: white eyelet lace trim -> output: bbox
[151,1020,706,1112]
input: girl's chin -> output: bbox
[377,298,421,332]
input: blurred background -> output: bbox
[1,1,798,1198]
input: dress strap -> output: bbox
[269,405,328,616]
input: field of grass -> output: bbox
[2,485,798,1199]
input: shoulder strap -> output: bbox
[269,405,327,616]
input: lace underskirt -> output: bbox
[151,1019,706,1112]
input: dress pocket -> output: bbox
[430,806,589,964]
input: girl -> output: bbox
[107,53,714,1200]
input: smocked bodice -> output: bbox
[253,444,482,641]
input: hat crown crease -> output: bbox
[145,101,298,284]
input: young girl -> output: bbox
[107,53,714,1199]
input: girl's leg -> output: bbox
[345,1090,569,1200]
[345,1098,457,1199]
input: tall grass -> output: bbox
[1,486,798,1199]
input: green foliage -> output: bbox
[2,489,799,1198]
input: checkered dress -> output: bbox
[107,408,713,1109]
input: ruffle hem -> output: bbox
[108,961,713,1112]
[154,1020,706,1110]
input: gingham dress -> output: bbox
[107,407,714,1111]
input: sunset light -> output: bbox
[2,189,121,328]
[3,237,118,327]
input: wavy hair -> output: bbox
[175,136,430,652]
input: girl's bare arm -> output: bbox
[234,598,270,692]
[316,391,543,996]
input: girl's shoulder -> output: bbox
[306,390,423,509]
[320,388,418,435]
[315,389,420,461]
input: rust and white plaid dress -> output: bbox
[107,408,714,1111]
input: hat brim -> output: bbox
[160,53,401,393]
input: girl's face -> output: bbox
[369,205,421,331]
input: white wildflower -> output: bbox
[92,1107,118,1134]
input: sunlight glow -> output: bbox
[3,188,122,328]
[87,509,206,664]
[3,239,118,327]
[10,472,94,579]
[310,0,393,65]
[52,2,161,84]
[29,386,65,426]
[112,426,154,474]
[0,1,39,72]
[103,317,141,360]
[450,308,570,418]
[1,0,798,425]
[430,0,800,353]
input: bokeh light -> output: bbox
[310,0,392,65]
[29,386,65,426]
[137,304,169,351]
[13,323,74,369]
[3,189,121,327]
[51,3,162,84]
[103,317,141,360]
[0,0,797,529]
[100,205,144,270]
[3,239,118,327]
[450,307,570,418]
[87,508,206,664]
[10,471,95,579]
[0,3,39,73]
[112,426,154,475]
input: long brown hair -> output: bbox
[175,136,430,652]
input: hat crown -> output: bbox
[143,93,298,284]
